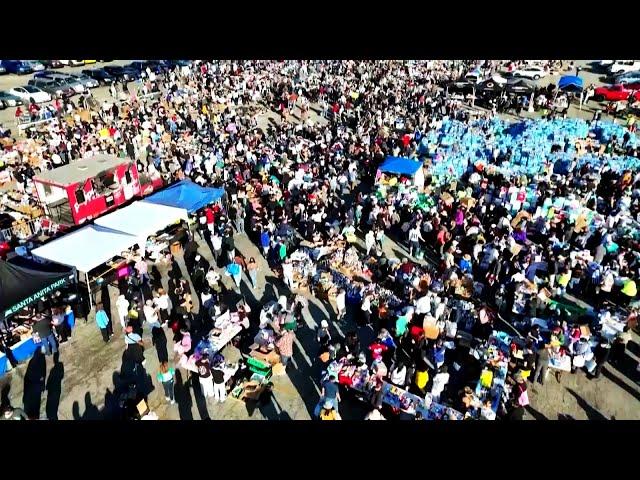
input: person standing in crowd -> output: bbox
[2,405,29,421]
[33,314,57,356]
[282,258,294,290]
[154,288,172,326]
[246,257,260,290]
[318,399,341,420]
[315,374,341,417]
[275,324,296,368]
[408,223,425,258]
[64,305,76,339]
[196,354,214,399]
[95,303,113,343]
[335,288,346,321]
[211,360,227,403]
[116,294,130,330]
[157,362,175,404]
[143,299,162,331]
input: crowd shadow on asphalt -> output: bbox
[601,365,640,403]
[70,351,156,420]
[174,369,194,420]
[564,387,608,420]
[245,390,292,420]
[524,405,548,420]
[22,349,47,419]
[45,353,64,420]
[626,340,640,358]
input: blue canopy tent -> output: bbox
[143,180,225,214]
[558,75,583,92]
[378,156,425,188]
[379,156,423,176]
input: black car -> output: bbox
[82,68,115,85]
[103,65,139,81]
[40,60,64,69]
[128,61,163,74]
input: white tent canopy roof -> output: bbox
[94,201,188,238]
[31,225,139,273]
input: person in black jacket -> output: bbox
[151,326,169,364]
[591,338,612,379]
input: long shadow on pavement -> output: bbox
[189,372,211,420]
[174,369,194,420]
[601,367,640,403]
[525,405,548,420]
[564,387,608,420]
[45,353,64,420]
[22,349,47,419]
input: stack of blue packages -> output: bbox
[423,116,638,185]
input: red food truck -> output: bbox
[33,154,162,227]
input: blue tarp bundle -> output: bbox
[379,156,422,176]
[143,180,225,213]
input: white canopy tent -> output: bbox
[94,201,188,251]
[31,225,139,309]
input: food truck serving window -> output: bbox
[75,186,86,203]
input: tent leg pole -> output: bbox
[86,272,93,312]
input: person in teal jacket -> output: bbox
[226,261,242,291]
[95,303,113,343]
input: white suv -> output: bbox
[608,60,640,75]
[512,65,548,80]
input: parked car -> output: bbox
[39,60,64,69]
[83,60,97,64]
[103,65,139,81]
[8,85,52,103]
[0,91,23,109]
[23,60,45,71]
[126,61,149,73]
[608,60,640,75]
[1,60,33,75]
[59,60,85,66]
[81,68,115,85]
[27,78,74,99]
[64,73,99,89]
[34,71,86,93]
[614,71,640,86]
[594,84,640,102]
[511,65,548,80]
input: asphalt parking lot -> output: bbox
[0,60,133,127]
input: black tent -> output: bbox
[0,260,75,325]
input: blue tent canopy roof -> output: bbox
[143,180,225,213]
[379,156,423,176]
[558,75,583,91]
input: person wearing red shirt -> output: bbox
[205,206,215,226]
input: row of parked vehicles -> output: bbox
[0,60,192,109]
[0,60,107,75]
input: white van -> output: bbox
[608,60,640,75]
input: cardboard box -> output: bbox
[250,348,280,366]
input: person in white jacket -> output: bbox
[365,230,376,255]
[115,294,130,330]
[335,288,346,320]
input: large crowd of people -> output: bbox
[1,60,639,421]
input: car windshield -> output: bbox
[24,85,40,93]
